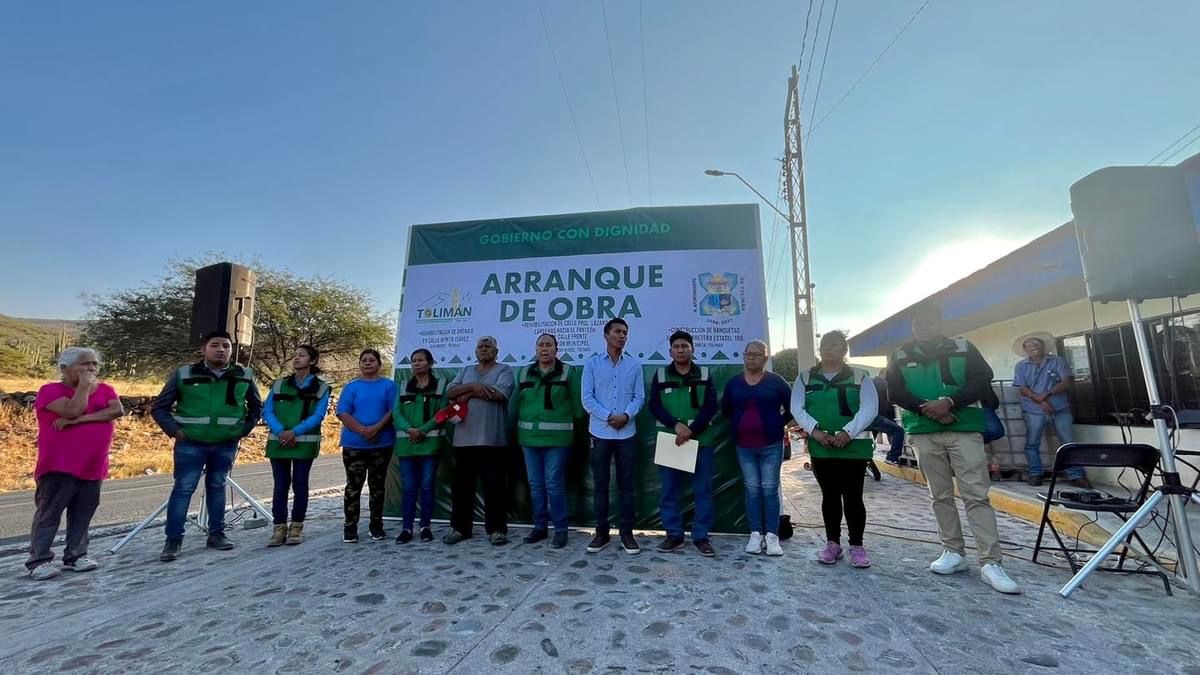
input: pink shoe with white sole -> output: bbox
[817,541,843,565]
[848,546,871,568]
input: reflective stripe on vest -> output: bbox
[268,432,322,443]
[518,420,574,431]
[173,415,210,425]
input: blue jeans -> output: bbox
[166,440,238,540]
[523,446,569,532]
[982,407,1006,445]
[590,436,638,535]
[735,443,783,535]
[868,416,905,461]
[398,455,439,531]
[1025,409,1083,480]
[658,445,715,540]
[270,458,313,524]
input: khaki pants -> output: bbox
[911,431,1002,564]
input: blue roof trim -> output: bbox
[850,223,1083,356]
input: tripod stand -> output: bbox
[1059,299,1200,597]
[110,453,271,554]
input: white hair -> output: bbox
[746,339,769,354]
[57,347,101,371]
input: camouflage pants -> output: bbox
[343,448,393,530]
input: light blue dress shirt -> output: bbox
[581,351,645,440]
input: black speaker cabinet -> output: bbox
[190,263,256,346]
[1070,165,1200,302]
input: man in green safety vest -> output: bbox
[151,330,262,562]
[885,304,1021,594]
[648,330,719,557]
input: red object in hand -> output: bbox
[435,400,469,425]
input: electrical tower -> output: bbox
[783,64,815,368]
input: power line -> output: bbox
[639,0,653,205]
[1148,122,1200,165]
[797,0,815,71]
[800,0,827,109]
[601,0,633,206]
[805,0,839,152]
[1157,133,1200,165]
[537,0,601,207]
[806,0,933,141]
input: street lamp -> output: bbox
[706,168,814,362]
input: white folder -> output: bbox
[654,431,699,473]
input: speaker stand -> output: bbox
[1058,299,1200,596]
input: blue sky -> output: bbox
[2,1,1198,353]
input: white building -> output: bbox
[849,153,1200,481]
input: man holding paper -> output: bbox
[648,330,719,557]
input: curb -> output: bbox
[874,459,1115,551]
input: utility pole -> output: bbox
[783,64,815,369]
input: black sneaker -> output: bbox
[419,527,434,542]
[620,531,640,555]
[1027,475,1043,487]
[694,538,716,557]
[442,529,467,545]
[369,526,387,541]
[396,530,413,544]
[524,528,549,545]
[159,539,182,562]
[867,461,882,482]
[551,531,568,549]
[656,535,685,552]
[206,533,235,551]
[586,533,611,553]
[343,526,359,544]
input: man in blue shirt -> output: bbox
[581,318,645,555]
[1012,334,1088,487]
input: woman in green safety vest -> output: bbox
[263,345,331,547]
[392,348,448,544]
[513,333,582,549]
[790,330,879,569]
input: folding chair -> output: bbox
[1031,442,1171,595]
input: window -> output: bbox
[1057,309,1200,425]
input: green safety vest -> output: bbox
[172,363,256,444]
[393,376,448,458]
[799,365,874,460]
[653,364,719,447]
[265,375,330,460]
[515,361,578,447]
[891,337,985,435]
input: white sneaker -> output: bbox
[63,556,99,572]
[745,531,764,554]
[29,562,60,581]
[981,563,1022,594]
[929,550,969,575]
[764,533,783,557]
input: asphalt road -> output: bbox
[0,455,345,544]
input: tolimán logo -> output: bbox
[416,288,473,323]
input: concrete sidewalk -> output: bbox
[0,464,1197,674]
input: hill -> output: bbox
[0,314,76,376]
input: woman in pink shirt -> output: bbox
[27,347,124,580]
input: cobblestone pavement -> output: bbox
[1,465,1198,674]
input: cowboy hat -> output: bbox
[1013,331,1056,357]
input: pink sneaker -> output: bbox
[848,546,871,568]
[817,541,843,565]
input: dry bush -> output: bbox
[0,376,163,397]
[0,404,344,493]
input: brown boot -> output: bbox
[267,524,287,547]
[286,522,305,545]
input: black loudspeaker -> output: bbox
[1070,165,1200,302]
[190,263,256,346]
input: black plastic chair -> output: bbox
[1031,442,1171,595]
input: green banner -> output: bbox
[385,364,752,533]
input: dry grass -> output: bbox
[0,403,343,493]
[0,376,164,397]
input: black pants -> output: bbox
[270,458,314,524]
[811,458,867,546]
[590,436,637,535]
[343,448,392,530]
[27,472,101,570]
[449,445,508,536]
